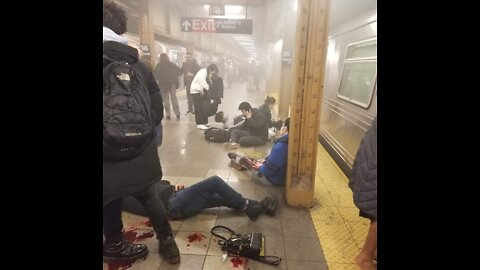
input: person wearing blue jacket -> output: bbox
[229,118,289,186]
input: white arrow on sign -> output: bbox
[182,20,191,31]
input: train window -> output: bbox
[345,39,376,59]
[338,38,377,108]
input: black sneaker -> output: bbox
[230,159,246,171]
[166,116,171,120]
[103,241,148,263]
[227,152,239,160]
[176,115,180,120]
[264,194,279,216]
[245,199,268,221]
[159,235,180,264]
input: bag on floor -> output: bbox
[204,128,229,143]
[211,225,281,266]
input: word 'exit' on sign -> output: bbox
[181,17,253,34]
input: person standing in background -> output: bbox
[181,53,200,115]
[190,64,219,130]
[153,53,183,120]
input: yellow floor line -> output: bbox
[310,144,369,269]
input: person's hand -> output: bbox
[244,110,252,119]
[253,161,262,170]
[175,184,185,191]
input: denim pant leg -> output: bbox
[170,175,245,218]
[133,185,173,239]
[103,198,123,244]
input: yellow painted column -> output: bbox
[286,0,330,207]
[138,0,156,68]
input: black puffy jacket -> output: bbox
[258,103,273,128]
[103,41,164,206]
[348,117,377,220]
[206,75,224,103]
[243,108,269,141]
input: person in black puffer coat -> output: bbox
[103,1,180,265]
[348,116,377,270]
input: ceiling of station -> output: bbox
[114,0,377,60]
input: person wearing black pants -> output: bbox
[103,185,174,262]
[181,54,200,114]
[103,184,173,249]
[103,2,180,264]
[189,64,219,130]
[192,93,208,126]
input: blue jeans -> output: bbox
[168,175,246,218]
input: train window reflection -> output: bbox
[338,38,377,108]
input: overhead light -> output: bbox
[225,5,244,13]
[203,4,209,9]
[234,35,255,39]
[235,38,255,42]
[273,39,283,51]
[212,15,246,19]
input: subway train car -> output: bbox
[319,8,377,175]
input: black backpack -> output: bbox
[204,127,229,143]
[103,52,154,161]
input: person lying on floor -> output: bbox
[214,111,245,130]
[122,175,279,221]
[228,118,289,187]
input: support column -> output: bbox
[138,0,156,68]
[278,11,295,119]
[165,0,171,35]
[285,0,330,207]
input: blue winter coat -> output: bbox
[259,134,288,186]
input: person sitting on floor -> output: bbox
[229,118,290,187]
[227,102,269,149]
[122,175,279,221]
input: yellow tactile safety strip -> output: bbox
[310,144,369,269]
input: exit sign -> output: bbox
[181,17,253,34]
